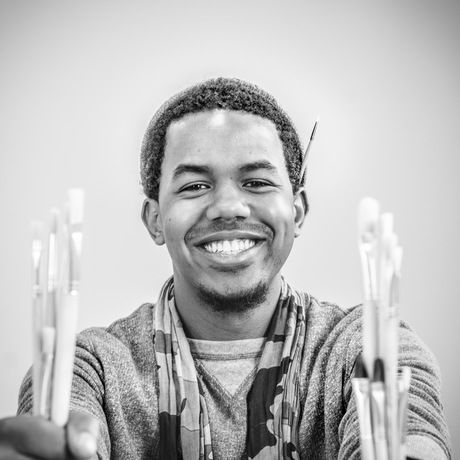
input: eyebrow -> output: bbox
[238,160,278,174]
[172,160,278,181]
[172,164,211,180]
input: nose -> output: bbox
[206,182,250,221]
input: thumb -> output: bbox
[66,412,99,459]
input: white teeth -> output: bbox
[203,239,256,255]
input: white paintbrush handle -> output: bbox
[32,295,43,416]
[352,379,375,460]
[360,436,376,460]
[386,312,400,460]
[51,293,78,426]
[362,297,377,376]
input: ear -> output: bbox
[141,199,165,245]
[293,188,308,238]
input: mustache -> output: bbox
[185,219,273,242]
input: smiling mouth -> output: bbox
[202,238,257,255]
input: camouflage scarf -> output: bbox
[154,277,307,459]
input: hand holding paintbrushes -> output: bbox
[0,200,97,460]
[354,198,411,460]
[31,189,84,426]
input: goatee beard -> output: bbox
[197,281,268,313]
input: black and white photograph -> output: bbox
[0,1,458,458]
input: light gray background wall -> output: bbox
[1,0,459,456]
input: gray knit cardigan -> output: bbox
[18,297,451,459]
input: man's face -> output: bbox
[144,109,305,309]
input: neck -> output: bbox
[173,276,282,340]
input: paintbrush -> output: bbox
[45,209,60,327]
[386,243,402,460]
[51,188,84,426]
[370,358,389,460]
[300,117,319,184]
[357,198,411,459]
[358,198,380,376]
[398,366,411,458]
[31,221,45,416]
[352,354,375,460]
[38,326,55,418]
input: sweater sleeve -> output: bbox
[337,318,451,460]
[17,330,111,460]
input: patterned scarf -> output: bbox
[153,277,307,459]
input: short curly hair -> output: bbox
[141,77,305,202]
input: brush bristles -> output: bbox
[354,354,368,378]
[393,247,403,274]
[358,197,380,238]
[373,357,385,382]
[68,189,85,225]
[310,118,319,141]
[49,208,60,234]
[382,232,398,259]
[31,222,43,256]
[32,241,42,267]
[380,213,394,236]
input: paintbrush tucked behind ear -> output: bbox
[300,118,319,185]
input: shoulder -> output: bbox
[297,292,363,374]
[301,294,440,378]
[305,295,351,329]
[76,303,155,363]
[300,289,361,350]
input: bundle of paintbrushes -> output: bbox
[353,197,411,460]
[30,189,84,426]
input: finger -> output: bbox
[0,444,41,460]
[0,415,66,459]
[66,412,99,460]
[0,444,39,460]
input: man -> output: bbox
[0,78,451,458]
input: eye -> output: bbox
[243,180,273,189]
[179,183,210,193]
